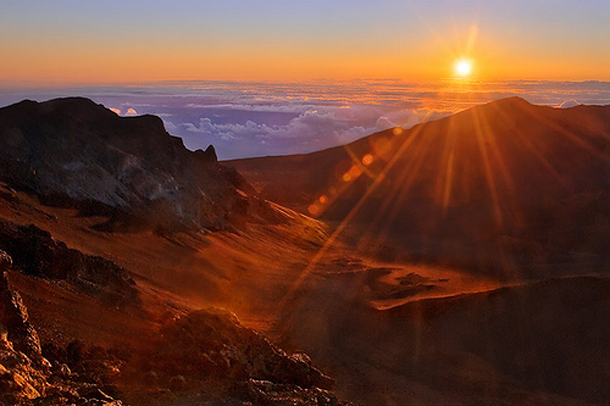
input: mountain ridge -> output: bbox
[228,97,610,275]
[0,97,283,232]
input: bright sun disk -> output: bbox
[455,59,473,77]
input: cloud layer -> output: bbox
[178,107,421,157]
[1,79,608,159]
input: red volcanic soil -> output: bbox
[2,179,608,405]
[279,264,609,405]
[0,183,328,339]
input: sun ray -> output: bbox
[366,126,433,241]
[490,102,569,190]
[274,124,424,315]
[470,108,504,230]
[434,115,459,216]
[465,25,479,56]
[519,104,610,163]
[442,150,456,217]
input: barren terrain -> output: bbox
[1,97,608,405]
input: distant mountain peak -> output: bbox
[491,96,531,105]
[475,96,534,112]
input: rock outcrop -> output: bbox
[1,251,47,404]
[0,327,48,405]
[1,250,124,405]
[126,308,356,405]
[0,97,283,232]
[0,254,43,361]
[155,308,334,389]
[0,219,138,306]
[1,250,355,405]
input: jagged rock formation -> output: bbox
[1,251,47,405]
[0,97,282,231]
[1,250,123,405]
[0,328,48,405]
[0,251,43,361]
[0,219,138,306]
[126,308,355,405]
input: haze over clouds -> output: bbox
[1,79,609,159]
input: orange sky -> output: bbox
[1,1,609,85]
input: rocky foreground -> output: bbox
[0,249,356,406]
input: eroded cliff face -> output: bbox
[0,97,283,232]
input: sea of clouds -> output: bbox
[1,79,609,159]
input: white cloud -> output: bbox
[374,116,396,130]
[175,103,453,158]
[164,121,178,131]
[181,108,379,157]
[185,103,314,114]
[6,78,605,159]
[559,99,580,109]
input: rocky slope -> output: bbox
[123,308,352,405]
[0,218,139,307]
[1,249,121,405]
[281,266,610,405]
[1,249,356,405]
[0,97,281,232]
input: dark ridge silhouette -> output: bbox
[229,97,610,276]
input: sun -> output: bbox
[455,59,473,77]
